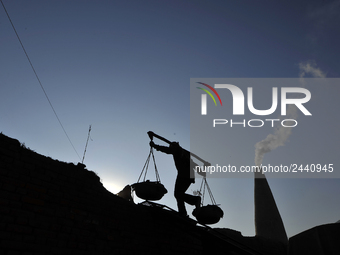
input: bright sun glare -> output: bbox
[102,181,125,194]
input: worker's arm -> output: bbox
[150,141,173,154]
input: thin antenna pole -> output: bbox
[82,125,92,164]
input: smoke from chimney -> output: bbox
[254,61,325,166]
[254,105,298,166]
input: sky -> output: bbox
[1,0,340,238]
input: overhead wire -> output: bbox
[1,0,81,161]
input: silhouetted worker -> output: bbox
[150,141,201,217]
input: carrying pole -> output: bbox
[147,131,210,166]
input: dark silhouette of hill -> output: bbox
[2,133,338,254]
[0,133,250,254]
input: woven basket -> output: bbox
[132,181,167,201]
[192,204,224,224]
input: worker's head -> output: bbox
[170,141,180,149]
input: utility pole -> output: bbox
[82,125,92,164]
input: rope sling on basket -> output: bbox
[192,177,224,225]
[131,147,167,201]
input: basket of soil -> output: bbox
[192,177,224,225]
[132,180,167,201]
[193,204,224,224]
[132,147,167,201]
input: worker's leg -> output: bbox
[174,177,200,216]
[174,177,191,216]
[183,193,201,208]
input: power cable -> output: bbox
[1,0,81,161]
